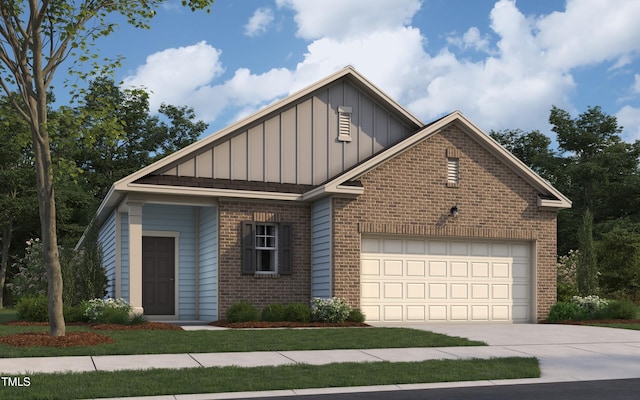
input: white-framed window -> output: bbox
[255,224,277,272]
[242,221,293,275]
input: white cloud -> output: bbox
[244,8,274,37]
[275,0,421,40]
[123,0,640,140]
[617,106,640,141]
[122,41,224,111]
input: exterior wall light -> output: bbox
[450,205,459,218]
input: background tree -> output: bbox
[0,0,213,336]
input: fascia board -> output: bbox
[123,183,302,201]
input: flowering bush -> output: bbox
[571,295,609,314]
[8,239,48,299]
[557,250,579,302]
[311,297,352,323]
[83,298,132,322]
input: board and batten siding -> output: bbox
[198,206,218,320]
[142,204,197,319]
[159,80,415,185]
[311,197,332,298]
[98,211,117,298]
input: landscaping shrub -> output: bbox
[346,308,366,323]
[571,295,609,316]
[261,304,287,322]
[64,304,90,323]
[311,297,352,323]
[226,301,259,322]
[601,299,638,320]
[129,313,147,325]
[97,307,131,324]
[547,301,581,322]
[15,295,48,322]
[83,298,132,322]
[284,303,311,322]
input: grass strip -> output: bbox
[0,327,485,358]
[588,323,640,331]
[0,357,539,400]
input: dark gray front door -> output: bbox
[142,236,175,315]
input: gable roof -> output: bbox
[90,66,425,227]
[86,67,570,243]
[303,110,572,210]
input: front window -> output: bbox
[255,224,277,272]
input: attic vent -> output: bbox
[447,157,459,187]
[338,106,352,142]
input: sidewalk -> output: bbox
[1,324,639,399]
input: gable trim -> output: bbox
[303,111,572,210]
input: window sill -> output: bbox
[253,272,279,279]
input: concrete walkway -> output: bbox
[1,324,639,399]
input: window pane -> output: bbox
[256,249,276,272]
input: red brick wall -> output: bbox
[332,123,558,321]
[217,200,311,318]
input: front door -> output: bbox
[142,236,176,315]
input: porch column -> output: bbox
[128,201,144,315]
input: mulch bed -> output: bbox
[0,321,182,347]
[0,331,115,347]
[209,320,370,328]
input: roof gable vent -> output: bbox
[338,106,353,142]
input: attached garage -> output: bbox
[360,236,533,323]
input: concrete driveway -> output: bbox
[374,323,640,381]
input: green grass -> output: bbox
[0,357,540,400]
[588,323,640,330]
[0,324,485,358]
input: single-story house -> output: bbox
[84,66,571,323]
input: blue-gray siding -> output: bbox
[98,211,117,299]
[120,213,130,303]
[311,197,332,298]
[198,206,218,320]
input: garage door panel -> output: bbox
[492,262,510,278]
[361,282,380,299]
[361,259,381,276]
[383,305,403,321]
[406,283,426,299]
[450,283,468,299]
[384,282,403,298]
[383,260,403,276]
[361,237,531,323]
[429,305,447,320]
[429,261,447,277]
[471,284,489,299]
[471,262,489,278]
[407,305,426,321]
[429,283,447,299]
[407,260,426,276]
[450,262,468,277]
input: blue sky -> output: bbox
[79,0,640,143]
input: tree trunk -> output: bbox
[0,221,12,309]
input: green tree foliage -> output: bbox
[577,209,598,296]
[597,223,640,301]
[0,0,214,336]
[489,128,558,182]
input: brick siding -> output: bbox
[217,199,311,318]
[332,123,558,321]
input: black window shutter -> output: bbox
[241,221,255,274]
[279,223,293,275]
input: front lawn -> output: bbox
[0,357,540,399]
[587,322,640,331]
[0,324,485,358]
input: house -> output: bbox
[86,66,571,323]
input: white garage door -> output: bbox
[360,236,531,323]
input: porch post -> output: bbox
[128,202,144,315]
